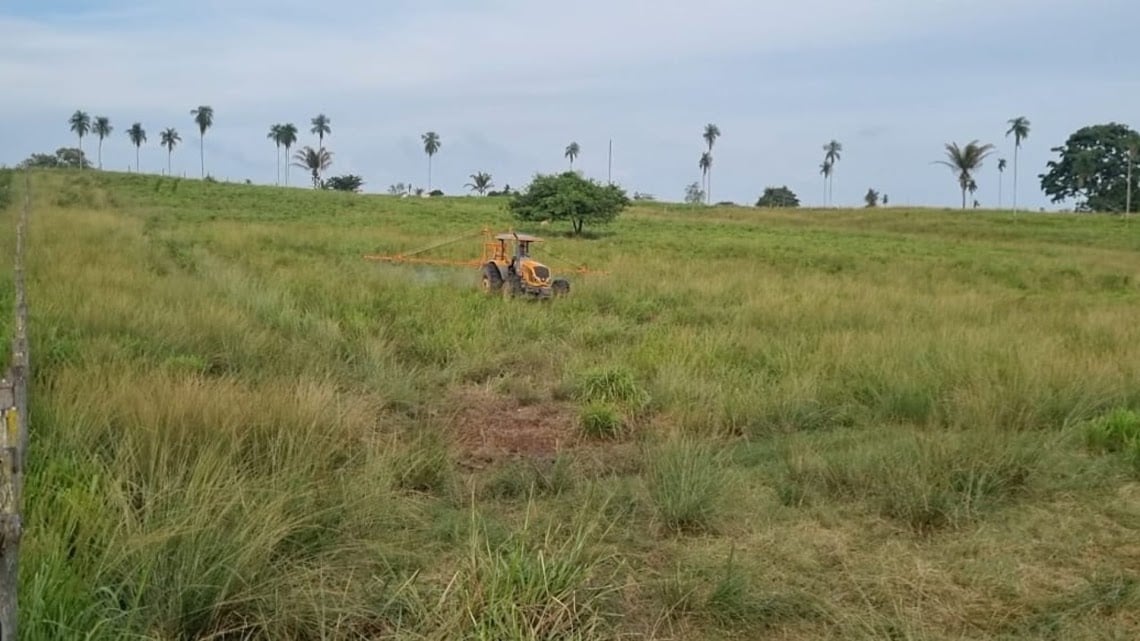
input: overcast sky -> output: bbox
[2,0,1137,208]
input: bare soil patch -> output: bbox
[448,385,579,466]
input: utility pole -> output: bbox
[607,139,612,185]
[1128,146,1135,216]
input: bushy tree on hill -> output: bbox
[684,182,705,205]
[755,186,799,208]
[864,188,880,208]
[1039,122,1140,213]
[509,171,630,235]
[324,174,364,192]
[19,148,91,169]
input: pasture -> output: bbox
[6,169,1140,640]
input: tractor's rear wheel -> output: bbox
[482,263,503,294]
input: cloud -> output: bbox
[2,0,1137,207]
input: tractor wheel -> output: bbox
[552,278,570,297]
[481,263,503,294]
[502,274,522,299]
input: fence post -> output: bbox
[0,170,31,640]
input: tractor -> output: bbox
[480,232,570,299]
[364,228,592,298]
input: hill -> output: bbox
[7,169,1140,640]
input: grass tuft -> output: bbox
[579,402,625,439]
[647,437,727,533]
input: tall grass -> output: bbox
[15,169,1140,640]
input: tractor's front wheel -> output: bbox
[502,274,522,300]
[552,278,570,297]
[482,263,503,294]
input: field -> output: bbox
[6,168,1140,640]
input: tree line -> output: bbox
[30,109,1140,212]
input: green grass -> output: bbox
[13,168,1140,639]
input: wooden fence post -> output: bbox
[0,170,31,640]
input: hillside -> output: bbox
[9,169,1140,640]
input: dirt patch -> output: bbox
[448,385,579,466]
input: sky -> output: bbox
[1,0,1137,209]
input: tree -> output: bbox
[69,110,91,169]
[819,161,832,206]
[422,131,441,190]
[324,174,364,192]
[864,188,880,208]
[822,140,842,206]
[967,180,978,208]
[18,148,90,169]
[465,171,494,195]
[279,123,298,186]
[268,124,283,185]
[755,186,800,208]
[93,116,112,170]
[882,194,889,206]
[997,158,1007,208]
[191,105,213,178]
[935,140,995,209]
[1006,116,1030,213]
[702,123,720,203]
[127,123,147,173]
[292,145,333,189]
[565,142,580,169]
[684,182,705,205]
[160,128,181,175]
[1039,123,1140,213]
[310,114,331,183]
[698,152,712,205]
[509,171,630,235]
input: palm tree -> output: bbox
[819,161,832,207]
[565,142,580,169]
[1006,116,1030,213]
[310,114,331,183]
[160,128,180,175]
[997,158,1007,209]
[698,152,712,205]
[422,131,441,190]
[465,172,493,195]
[127,123,147,173]
[69,110,91,169]
[935,140,995,209]
[279,123,298,186]
[968,179,979,208]
[823,140,842,206]
[93,116,112,169]
[267,124,283,185]
[190,105,214,178]
[292,145,332,189]
[702,123,720,203]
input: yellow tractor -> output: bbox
[364,228,588,299]
[480,232,569,299]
